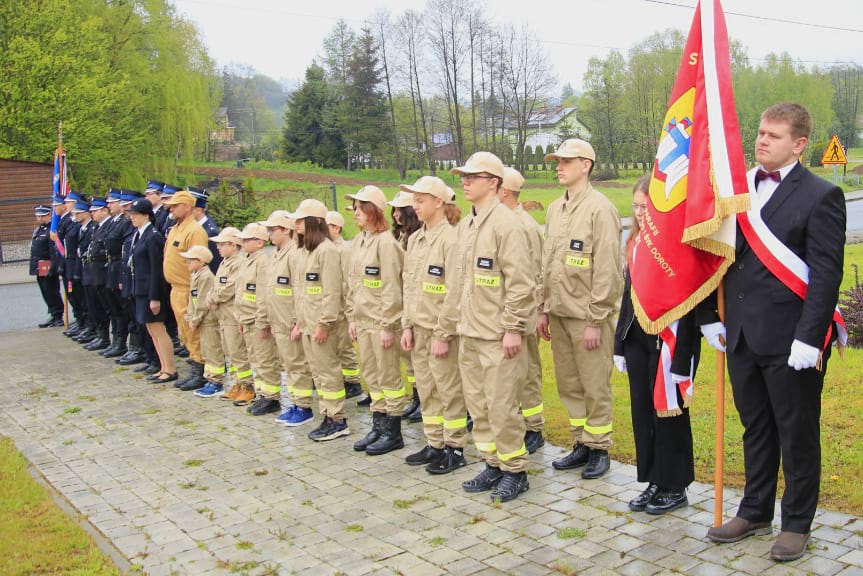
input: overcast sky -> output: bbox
[172,0,863,92]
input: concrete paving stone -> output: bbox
[813,541,855,561]
[628,542,673,563]
[836,568,863,576]
[462,541,506,561]
[796,554,847,576]
[727,553,776,575]
[686,561,736,576]
[604,532,650,554]
[422,545,467,566]
[446,556,490,575]
[819,525,859,544]
[483,551,529,572]
[561,539,609,560]
[616,558,663,576]
[839,549,863,567]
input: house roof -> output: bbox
[526,107,576,128]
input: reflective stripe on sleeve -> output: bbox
[498,444,527,461]
[521,403,543,417]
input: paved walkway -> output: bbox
[1,329,862,576]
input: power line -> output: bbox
[642,0,863,34]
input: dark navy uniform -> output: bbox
[64,196,88,329]
[30,206,64,323]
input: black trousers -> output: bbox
[84,284,107,331]
[68,278,87,324]
[623,321,694,491]
[37,274,64,317]
[98,285,125,342]
[727,333,828,534]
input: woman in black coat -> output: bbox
[614,175,700,515]
[128,199,177,383]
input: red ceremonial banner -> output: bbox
[631,0,749,334]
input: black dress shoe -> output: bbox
[552,443,590,470]
[84,338,110,351]
[490,471,529,502]
[525,430,545,454]
[118,351,146,366]
[48,317,65,328]
[645,488,688,515]
[462,464,504,493]
[63,322,80,336]
[73,329,95,343]
[356,394,372,406]
[102,345,127,358]
[39,316,57,328]
[149,371,178,383]
[426,446,467,475]
[629,483,659,511]
[179,377,206,392]
[581,449,610,479]
[141,364,161,375]
[175,344,189,358]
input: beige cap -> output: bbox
[545,138,596,162]
[326,211,345,228]
[502,167,525,193]
[450,151,504,179]
[179,244,213,264]
[344,185,387,212]
[400,176,450,202]
[291,198,328,220]
[262,209,295,230]
[445,186,457,205]
[237,222,269,241]
[212,226,243,245]
[387,190,414,208]
[163,190,196,207]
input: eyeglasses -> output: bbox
[460,174,493,183]
[631,203,648,213]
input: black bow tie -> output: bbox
[755,169,781,184]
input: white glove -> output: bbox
[670,373,691,384]
[701,322,726,352]
[613,355,626,373]
[787,339,819,371]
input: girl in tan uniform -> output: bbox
[263,211,316,426]
[345,186,406,456]
[205,227,255,401]
[389,191,422,422]
[400,176,468,474]
[291,199,350,441]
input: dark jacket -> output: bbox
[200,215,222,273]
[105,214,132,290]
[29,223,51,276]
[64,218,82,280]
[84,218,112,287]
[131,224,167,302]
[615,269,700,376]
[711,164,846,355]
[77,221,95,284]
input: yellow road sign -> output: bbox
[821,134,848,165]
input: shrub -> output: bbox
[839,264,863,348]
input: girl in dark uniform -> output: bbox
[614,175,700,515]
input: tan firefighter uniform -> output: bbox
[543,175,622,451]
[263,213,314,409]
[296,236,345,420]
[234,225,282,400]
[513,204,545,433]
[205,229,253,394]
[162,191,209,364]
[330,234,361,387]
[182,246,224,384]
[346,228,405,416]
[403,213,467,449]
[441,195,535,473]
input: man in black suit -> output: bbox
[703,103,846,562]
[82,198,112,351]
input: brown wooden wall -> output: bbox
[0,158,54,245]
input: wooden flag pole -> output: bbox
[57,121,70,329]
[714,283,726,527]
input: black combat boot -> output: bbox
[353,411,386,452]
[365,415,404,455]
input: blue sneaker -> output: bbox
[275,405,297,424]
[195,383,222,398]
[284,406,314,427]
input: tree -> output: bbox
[582,51,627,176]
[373,11,404,178]
[341,27,390,170]
[282,63,344,168]
[323,20,356,91]
[830,64,862,149]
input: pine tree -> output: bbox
[282,63,344,168]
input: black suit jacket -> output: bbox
[723,163,845,356]
[131,225,167,302]
[85,219,112,287]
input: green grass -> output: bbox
[541,244,863,515]
[0,436,120,575]
[556,527,587,539]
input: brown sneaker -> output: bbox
[220,385,240,401]
[232,385,255,406]
[770,531,810,562]
[706,517,772,543]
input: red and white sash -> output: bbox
[736,167,847,349]
[654,320,693,417]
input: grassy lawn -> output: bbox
[540,243,863,515]
[0,436,120,576]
